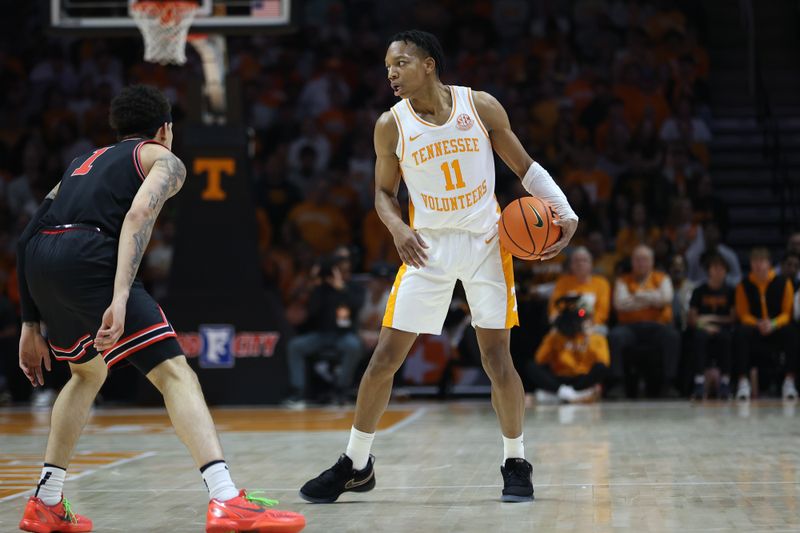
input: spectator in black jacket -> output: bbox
[734,247,797,400]
[285,255,364,407]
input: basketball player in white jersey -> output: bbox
[300,30,578,503]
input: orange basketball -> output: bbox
[499,196,561,260]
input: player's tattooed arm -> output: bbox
[97,149,186,351]
[118,151,186,295]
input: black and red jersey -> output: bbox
[41,138,165,239]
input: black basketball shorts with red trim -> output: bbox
[25,228,183,373]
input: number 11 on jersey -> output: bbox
[441,159,466,191]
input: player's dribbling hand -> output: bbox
[539,216,578,261]
[393,225,429,269]
[95,298,127,352]
[19,323,51,387]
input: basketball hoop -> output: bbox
[130,1,198,65]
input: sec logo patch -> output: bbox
[456,113,474,131]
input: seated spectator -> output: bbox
[780,252,800,291]
[284,255,365,407]
[688,253,735,400]
[586,230,620,280]
[660,143,703,198]
[549,247,611,334]
[332,245,366,320]
[609,245,680,397]
[686,220,741,286]
[734,247,797,400]
[284,180,351,255]
[287,118,331,174]
[786,231,800,256]
[257,150,303,235]
[670,254,694,332]
[287,145,324,193]
[659,98,711,166]
[529,296,609,404]
[663,197,701,255]
[615,202,661,258]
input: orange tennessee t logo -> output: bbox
[194,158,235,201]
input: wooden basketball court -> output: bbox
[2,401,799,532]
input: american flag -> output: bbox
[251,0,281,18]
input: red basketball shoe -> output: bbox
[206,490,305,533]
[19,495,92,533]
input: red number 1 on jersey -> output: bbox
[71,147,111,176]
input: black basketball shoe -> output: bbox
[299,454,375,503]
[501,458,534,502]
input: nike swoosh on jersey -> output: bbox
[409,133,425,142]
[528,204,544,227]
[344,469,374,489]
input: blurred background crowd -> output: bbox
[1,0,798,407]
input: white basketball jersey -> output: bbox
[390,85,499,234]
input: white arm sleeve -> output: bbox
[521,161,578,221]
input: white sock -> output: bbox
[201,461,238,502]
[345,426,375,470]
[35,464,66,506]
[503,434,525,462]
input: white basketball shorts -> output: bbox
[382,226,519,335]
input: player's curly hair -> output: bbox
[109,85,171,139]
[390,30,446,77]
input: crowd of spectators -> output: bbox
[1,0,797,405]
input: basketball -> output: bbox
[499,196,561,260]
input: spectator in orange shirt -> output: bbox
[733,247,797,400]
[529,295,609,404]
[609,245,680,397]
[549,247,611,333]
[284,180,351,255]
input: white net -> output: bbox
[130,1,199,65]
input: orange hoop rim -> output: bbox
[131,0,198,23]
[130,0,199,12]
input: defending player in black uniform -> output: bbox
[17,85,305,533]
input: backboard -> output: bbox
[50,0,293,33]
